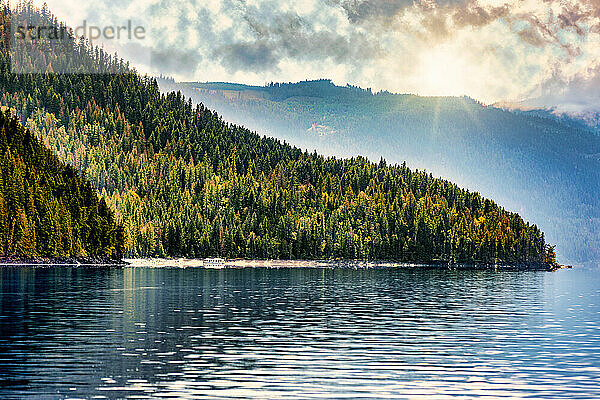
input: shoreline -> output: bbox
[225,259,567,271]
[124,258,566,271]
[0,257,129,267]
[0,257,568,271]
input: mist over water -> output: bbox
[1,266,599,398]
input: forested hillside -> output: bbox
[0,2,557,265]
[166,79,600,265]
[0,110,124,258]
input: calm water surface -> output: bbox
[1,266,599,399]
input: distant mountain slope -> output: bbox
[506,107,600,136]
[161,79,600,265]
[0,110,124,258]
[0,5,557,266]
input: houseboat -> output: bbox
[203,258,225,269]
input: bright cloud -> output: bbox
[33,0,600,110]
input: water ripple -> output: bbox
[0,267,599,398]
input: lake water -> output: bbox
[1,266,599,399]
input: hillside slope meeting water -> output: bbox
[0,4,558,268]
[0,109,124,260]
[161,79,600,266]
[1,265,599,399]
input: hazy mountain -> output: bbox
[495,103,600,136]
[526,110,600,136]
[159,78,600,265]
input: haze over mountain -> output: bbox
[160,78,600,265]
[496,102,600,136]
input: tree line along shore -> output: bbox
[0,3,559,269]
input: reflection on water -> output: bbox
[1,267,599,398]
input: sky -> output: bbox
[33,0,600,111]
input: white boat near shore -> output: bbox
[203,258,225,269]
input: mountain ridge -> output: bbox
[161,78,600,265]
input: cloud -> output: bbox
[154,0,385,78]
[218,42,279,72]
[331,0,473,24]
[334,0,416,23]
[151,48,203,76]
[32,0,600,110]
[523,62,600,112]
[516,24,548,48]
[452,3,510,28]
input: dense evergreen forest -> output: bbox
[171,79,600,264]
[0,1,557,265]
[0,110,124,258]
